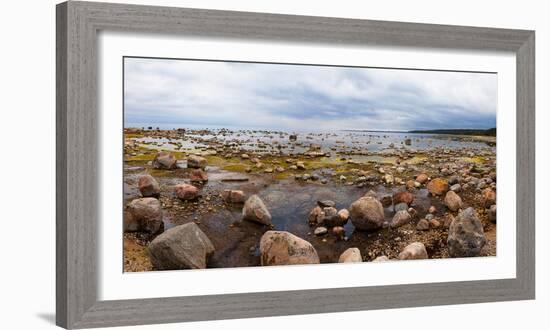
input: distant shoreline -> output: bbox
[407,128,496,137]
[126,125,496,138]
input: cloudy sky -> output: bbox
[124,57,497,131]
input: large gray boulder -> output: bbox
[148,222,215,270]
[447,207,486,257]
[260,231,320,266]
[242,194,272,225]
[126,197,163,234]
[350,196,385,230]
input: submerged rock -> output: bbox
[148,222,214,270]
[138,174,160,198]
[221,190,246,204]
[126,197,163,234]
[242,194,272,225]
[152,151,178,170]
[380,194,393,207]
[398,242,428,260]
[338,248,362,263]
[317,200,336,208]
[447,207,486,257]
[350,196,385,231]
[260,231,320,266]
[394,202,408,212]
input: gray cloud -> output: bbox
[124,57,497,131]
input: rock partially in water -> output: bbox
[332,226,345,240]
[394,202,408,212]
[338,248,362,263]
[338,209,350,222]
[260,231,320,266]
[350,196,385,231]
[152,151,178,170]
[444,190,463,211]
[138,174,160,198]
[393,191,414,206]
[390,210,412,228]
[187,155,207,169]
[174,183,200,201]
[126,197,163,234]
[447,207,486,257]
[322,206,343,227]
[190,169,208,183]
[308,206,325,226]
[148,222,214,270]
[380,194,393,207]
[317,200,335,208]
[221,190,246,204]
[398,242,428,260]
[314,226,328,236]
[242,194,272,225]
[427,178,449,196]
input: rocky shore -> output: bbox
[123,127,497,272]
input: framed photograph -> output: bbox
[56,1,535,328]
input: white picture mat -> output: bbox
[98,31,516,301]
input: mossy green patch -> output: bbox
[460,156,486,165]
[124,132,144,139]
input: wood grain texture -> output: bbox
[56,1,536,328]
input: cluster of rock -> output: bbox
[125,145,496,269]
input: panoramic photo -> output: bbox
[122,57,497,272]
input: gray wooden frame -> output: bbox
[56,1,535,328]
